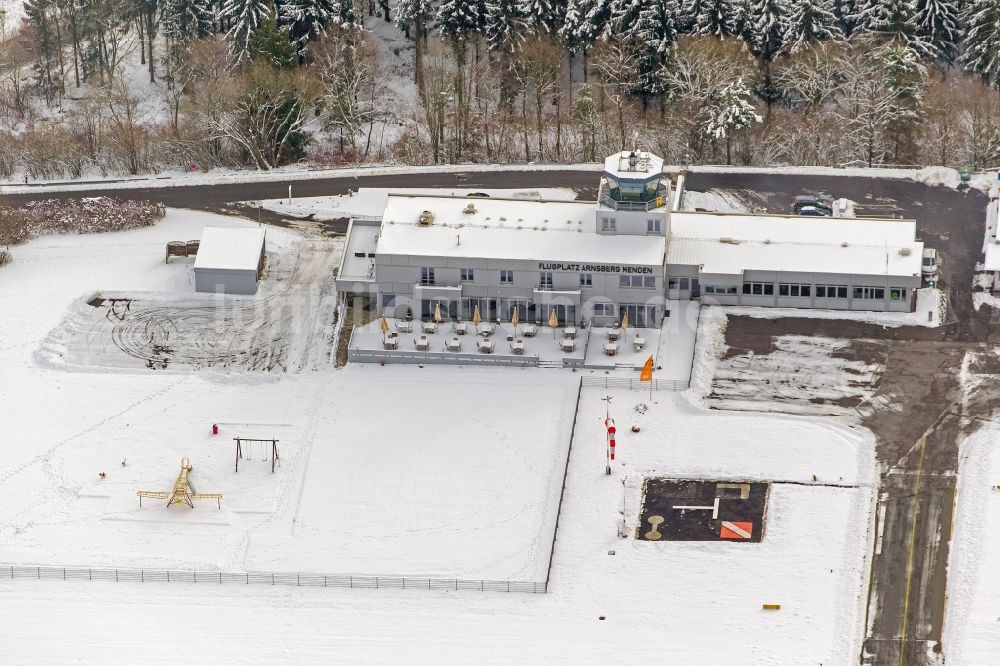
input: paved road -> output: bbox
[687,171,991,666]
[2,170,602,234]
[5,167,993,664]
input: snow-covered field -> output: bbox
[945,424,1000,665]
[0,211,879,663]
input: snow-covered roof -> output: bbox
[376,194,665,266]
[340,222,379,279]
[194,226,265,271]
[603,150,663,179]
[667,212,922,278]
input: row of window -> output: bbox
[698,282,908,301]
[381,296,656,325]
[420,268,655,290]
[599,218,663,233]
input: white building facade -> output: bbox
[336,151,924,326]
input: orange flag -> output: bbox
[640,355,654,382]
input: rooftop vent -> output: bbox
[463,203,477,215]
[418,210,434,226]
[719,237,741,245]
[899,247,912,256]
[841,241,849,247]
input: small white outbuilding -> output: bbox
[193,226,266,295]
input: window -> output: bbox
[816,285,848,299]
[381,294,396,307]
[668,277,691,291]
[890,288,908,301]
[500,269,514,283]
[704,285,738,295]
[460,268,474,282]
[540,271,553,289]
[742,282,774,296]
[619,274,651,288]
[853,286,885,300]
[621,304,657,327]
[601,217,617,231]
[778,283,812,297]
[420,267,435,285]
[647,218,662,233]
[592,303,615,316]
[580,273,593,287]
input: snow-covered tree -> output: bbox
[751,0,787,61]
[833,0,857,35]
[395,0,435,34]
[562,0,605,55]
[520,0,566,33]
[436,0,484,45]
[161,0,214,43]
[692,0,738,36]
[784,0,843,51]
[700,75,762,162]
[279,0,337,51]
[914,0,960,62]
[633,0,679,97]
[865,0,935,58]
[220,0,272,62]
[963,0,1000,87]
[484,0,528,52]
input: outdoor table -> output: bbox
[446,337,462,352]
[397,321,413,333]
[564,326,577,340]
[560,339,576,352]
[607,329,620,341]
[415,336,430,351]
[633,337,645,352]
[605,342,619,356]
[510,340,525,355]
[478,340,495,354]
[455,322,469,335]
[421,321,438,334]
[478,323,495,337]
[522,324,538,337]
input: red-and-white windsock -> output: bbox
[605,418,616,461]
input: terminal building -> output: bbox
[336,150,924,326]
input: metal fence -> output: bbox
[348,348,539,367]
[580,376,689,391]
[1,565,547,594]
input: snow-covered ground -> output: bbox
[945,423,1000,665]
[0,210,880,663]
[261,186,579,221]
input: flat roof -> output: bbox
[667,212,922,277]
[376,195,665,266]
[194,226,265,271]
[340,222,379,279]
[604,151,663,178]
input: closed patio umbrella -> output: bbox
[473,304,482,326]
[433,302,443,324]
[511,305,519,335]
[548,308,558,338]
[621,311,628,340]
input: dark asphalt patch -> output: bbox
[637,478,768,542]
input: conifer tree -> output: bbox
[963,0,1000,87]
[784,0,843,51]
[914,0,960,62]
[221,0,272,62]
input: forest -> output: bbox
[3,0,1000,177]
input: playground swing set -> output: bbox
[234,437,279,474]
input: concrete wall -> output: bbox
[194,268,259,295]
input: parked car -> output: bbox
[793,195,833,216]
[922,248,939,279]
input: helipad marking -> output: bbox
[720,521,753,540]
